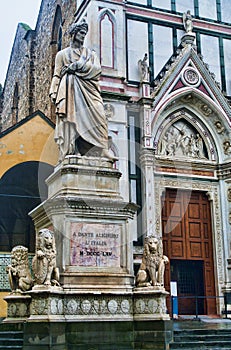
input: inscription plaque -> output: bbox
[70,222,121,267]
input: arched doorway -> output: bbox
[162,188,216,315]
[0,161,53,252]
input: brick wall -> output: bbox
[1,0,77,131]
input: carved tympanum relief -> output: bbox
[159,119,207,159]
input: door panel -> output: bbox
[162,189,216,315]
[171,260,205,315]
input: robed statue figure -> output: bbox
[50,18,113,161]
[183,10,193,33]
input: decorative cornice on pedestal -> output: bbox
[61,154,115,167]
[43,196,138,221]
[32,285,63,292]
[52,155,122,179]
[60,166,122,179]
[133,287,169,294]
[28,202,50,229]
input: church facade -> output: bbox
[0,0,231,317]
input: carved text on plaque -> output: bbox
[70,223,121,267]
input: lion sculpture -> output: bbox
[136,235,169,288]
[32,229,60,287]
[6,245,33,292]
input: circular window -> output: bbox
[182,67,200,87]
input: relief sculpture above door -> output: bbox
[159,119,208,159]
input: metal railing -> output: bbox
[170,295,229,319]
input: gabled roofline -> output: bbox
[151,42,185,89]
[151,42,231,119]
[0,110,55,139]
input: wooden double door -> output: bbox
[162,189,216,315]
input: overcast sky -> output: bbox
[0,0,41,85]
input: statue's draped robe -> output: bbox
[50,46,108,159]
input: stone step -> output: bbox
[0,347,22,350]
[170,348,231,350]
[0,329,23,350]
[170,324,231,349]
[174,333,231,342]
[174,328,231,336]
[0,331,23,338]
[170,341,231,349]
[0,338,23,346]
[0,323,23,332]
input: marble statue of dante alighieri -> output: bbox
[49,18,111,160]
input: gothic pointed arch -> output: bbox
[152,89,231,164]
[154,109,217,162]
[51,5,63,52]
[99,9,116,69]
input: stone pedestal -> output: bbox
[30,156,136,294]
[133,288,170,321]
[27,155,137,321]
[28,287,134,323]
[28,286,65,322]
[4,293,31,322]
[3,155,172,348]
[139,82,150,98]
[181,32,196,46]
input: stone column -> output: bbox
[140,149,156,237]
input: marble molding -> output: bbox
[4,288,170,322]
